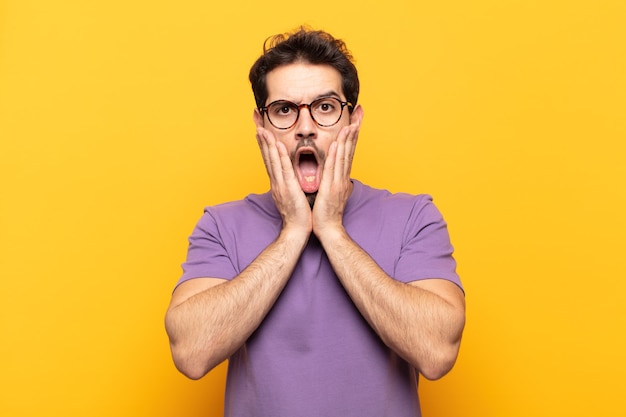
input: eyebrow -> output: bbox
[270,91,343,105]
[316,91,342,100]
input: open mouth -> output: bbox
[295,149,321,193]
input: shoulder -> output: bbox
[183,191,281,279]
[349,180,450,242]
[349,179,435,215]
[189,192,279,241]
[201,191,278,221]
[345,180,446,244]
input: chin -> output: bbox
[305,192,317,208]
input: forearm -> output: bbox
[165,227,309,379]
[318,228,465,380]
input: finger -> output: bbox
[258,128,284,184]
[335,124,357,182]
[276,140,296,181]
[322,141,338,190]
[343,125,359,177]
[256,129,273,178]
[334,128,349,183]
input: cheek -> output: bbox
[275,138,297,159]
[268,130,290,149]
[318,130,342,154]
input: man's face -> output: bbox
[254,63,363,202]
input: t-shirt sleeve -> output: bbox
[394,196,463,290]
[176,208,238,288]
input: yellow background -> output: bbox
[1,0,625,416]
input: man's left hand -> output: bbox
[312,121,360,240]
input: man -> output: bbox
[165,28,465,417]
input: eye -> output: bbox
[269,101,297,117]
[314,98,337,113]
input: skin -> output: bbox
[165,62,466,381]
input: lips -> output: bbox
[295,148,321,193]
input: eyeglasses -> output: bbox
[260,97,353,130]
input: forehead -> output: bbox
[265,63,343,103]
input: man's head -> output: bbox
[250,28,364,205]
[249,27,360,110]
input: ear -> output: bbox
[253,108,264,128]
[349,104,364,126]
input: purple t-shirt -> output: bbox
[178,180,462,417]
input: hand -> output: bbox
[312,121,360,239]
[256,127,312,236]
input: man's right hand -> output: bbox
[256,127,312,237]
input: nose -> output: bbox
[295,106,317,139]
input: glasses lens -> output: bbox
[266,101,298,129]
[311,98,343,126]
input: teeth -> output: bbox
[304,176,315,182]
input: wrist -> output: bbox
[279,224,311,247]
[314,223,348,247]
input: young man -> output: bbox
[165,28,465,417]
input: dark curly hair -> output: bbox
[249,27,360,110]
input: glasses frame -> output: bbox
[259,96,353,130]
